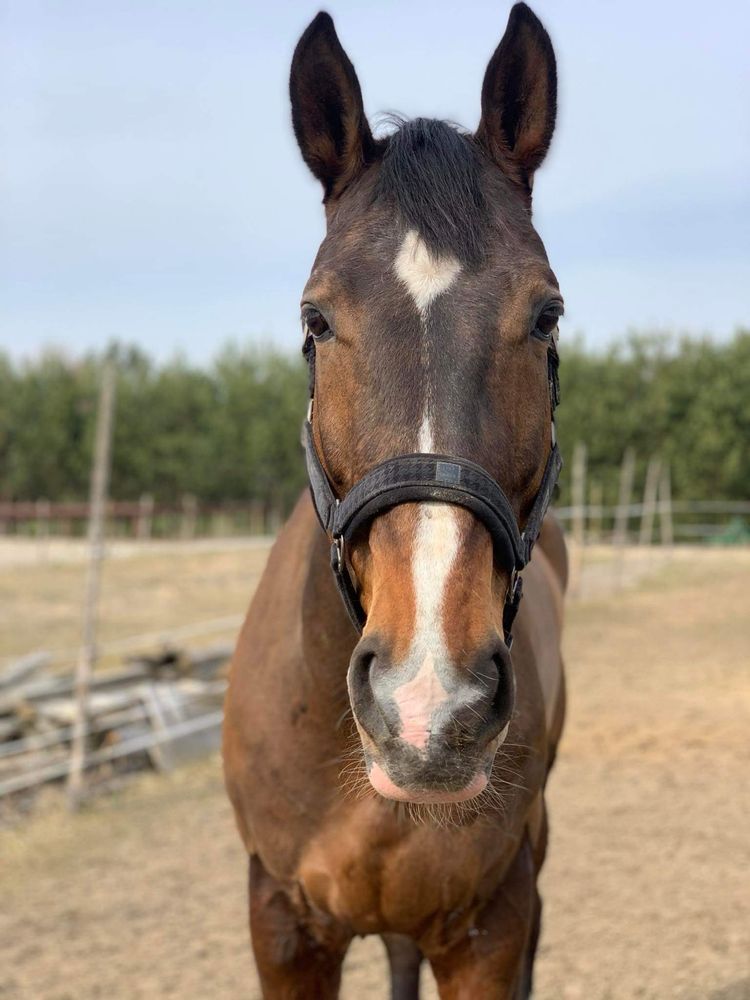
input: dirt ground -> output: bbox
[2,546,749,999]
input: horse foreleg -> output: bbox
[516,887,542,1000]
[248,854,351,999]
[382,933,422,1000]
[426,837,537,1000]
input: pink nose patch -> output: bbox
[368,763,487,803]
[392,653,449,750]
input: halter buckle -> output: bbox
[332,535,345,575]
[503,569,523,652]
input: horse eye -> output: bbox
[302,307,333,343]
[532,306,562,342]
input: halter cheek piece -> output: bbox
[301,337,562,649]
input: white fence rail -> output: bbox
[555,500,750,542]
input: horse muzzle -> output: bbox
[347,634,515,803]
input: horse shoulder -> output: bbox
[223,492,324,861]
[517,514,566,743]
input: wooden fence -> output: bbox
[0,496,283,540]
[554,448,749,598]
[0,643,231,800]
[549,446,750,545]
[2,494,747,547]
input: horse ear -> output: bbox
[290,12,376,200]
[475,3,557,198]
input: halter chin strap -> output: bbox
[301,340,562,649]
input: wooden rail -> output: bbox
[0,644,231,800]
[0,497,282,538]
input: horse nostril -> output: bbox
[349,639,377,681]
[347,636,396,744]
[347,637,380,719]
[453,640,515,745]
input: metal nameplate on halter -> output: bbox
[435,461,462,485]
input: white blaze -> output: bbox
[391,232,463,749]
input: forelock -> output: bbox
[375,118,488,267]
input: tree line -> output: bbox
[1,331,747,513]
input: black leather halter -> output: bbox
[301,339,562,649]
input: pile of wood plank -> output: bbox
[0,645,231,800]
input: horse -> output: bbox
[223,4,567,997]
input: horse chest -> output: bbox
[294,800,519,937]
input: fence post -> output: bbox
[211,508,232,538]
[34,498,51,563]
[267,505,283,535]
[570,442,587,597]
[588,481,603,545]
[638,455,662,546]
[136,494,154,540]
[35,498,51,539]
[659,463,674,551]
[249,500,264,536]
[613,448,636,588]
[67,362,116,810]
[180,494,198,540]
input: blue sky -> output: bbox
[1,0,748,363]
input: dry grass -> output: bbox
[0,539,270,669]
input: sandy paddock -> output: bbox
[2,547,749,999]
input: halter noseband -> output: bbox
[301,338,562,649]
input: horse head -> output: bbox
[291,4,562,804]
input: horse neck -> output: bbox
[299,510,360,718]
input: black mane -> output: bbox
[376,118,488,266]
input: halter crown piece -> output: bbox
[301,335,562,649]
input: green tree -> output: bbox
[1,331,747,515]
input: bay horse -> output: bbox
[223,4,567,997]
